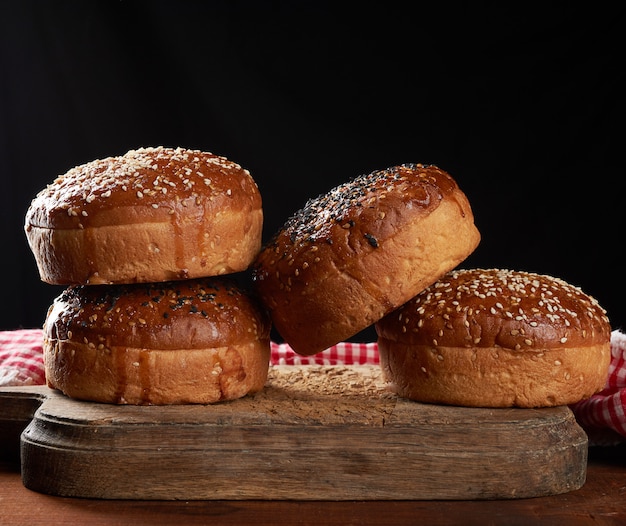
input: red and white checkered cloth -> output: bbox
[0,329,46,387]
[570,330,626,444]
[270,341,379,366]
[1,328,624,444]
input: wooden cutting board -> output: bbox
[0,365,588,500]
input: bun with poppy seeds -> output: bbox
[43,277,271,405]
[252,163,480,356]
[375,268,612,408]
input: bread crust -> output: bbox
[252,164,480,356]
[25,146,263,284]
[43,277,271,404]
[376,268,612,407]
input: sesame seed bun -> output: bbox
[43,277,271,405]
[252,163,480,356]
[25,146,263,285]
[375,268,612,408]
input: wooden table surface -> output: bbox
[1,443,625,525]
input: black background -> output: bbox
[1,1,624,339]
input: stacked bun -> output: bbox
[252,163,481,356]
[43,278,270,405]
[25,146,270,404]
[25,146,263,285]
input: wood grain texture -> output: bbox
[0,365,588,501]
[1,447,626,526]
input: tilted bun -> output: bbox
[252,163,480,356]
[376,268,612,408]
[43,277,271,405]
[25,146,263,285]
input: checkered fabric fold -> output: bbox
[570,330,626,443]
[271,341,379,365]
[0,329,45,386]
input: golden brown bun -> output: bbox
[376,268,612,408]
[43,277,271,405]
[25,146,263,285]
[252,163,480,356]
